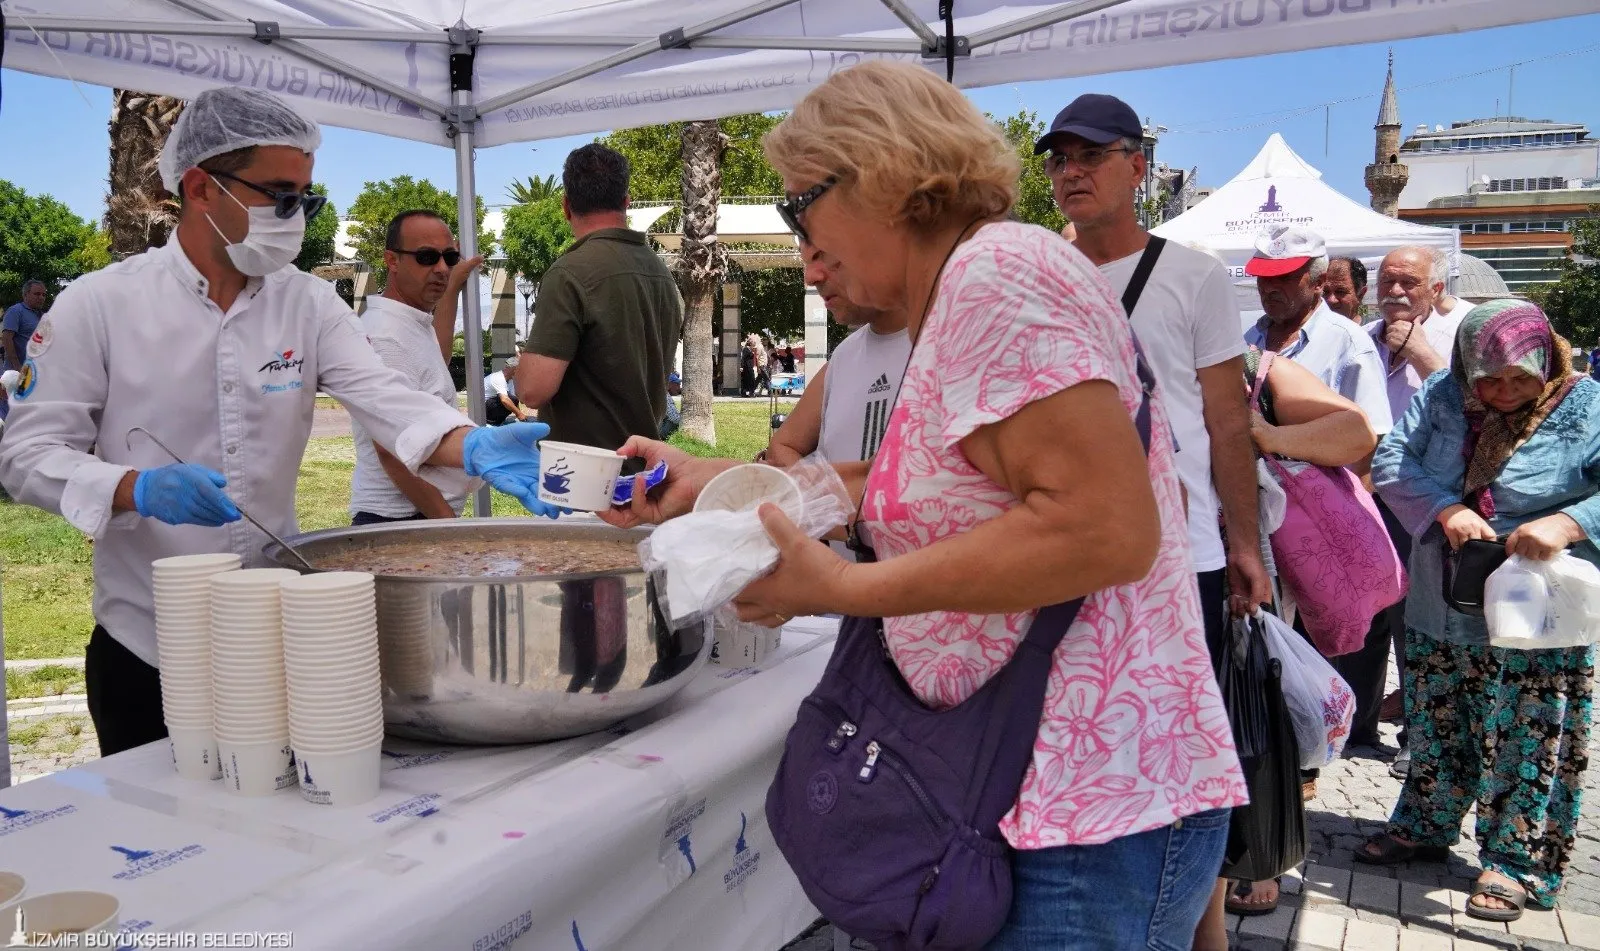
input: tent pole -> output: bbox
[877,0,941,49]
[445,24,492,518]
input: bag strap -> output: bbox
[1120,236,1167,318]
[1249,349,1275,408]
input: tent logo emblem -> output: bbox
[1258,185,1283,214]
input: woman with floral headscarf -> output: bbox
[1358,299,1599,922]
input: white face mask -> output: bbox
[205,176,306,276]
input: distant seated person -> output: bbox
[484,355,527,426]
[660,372,682,440]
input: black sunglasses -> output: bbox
[776,177,838,245]
[388,247,462,268]
[210,170,328,220]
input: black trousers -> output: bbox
[1329,497,1414,748]
[485,399,513,426]
[84,625,168,757]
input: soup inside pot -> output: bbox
[313,536,641,578]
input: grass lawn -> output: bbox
[2,401,792,677]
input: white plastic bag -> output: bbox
[637,453,852,625]
[1255,609,1356,770]
[1487,553,1600,649]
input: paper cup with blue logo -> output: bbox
[0,890,119,942]
[295,742,383,807]
[217,737,297,797]
[167,726,222,782]
[537,441,626,512]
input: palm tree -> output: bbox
[105,89,184,259]
[675,120,728,444]
[505,174,562,205]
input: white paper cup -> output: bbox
[695,463,804,520]
[0,871,24,906]
[296,742,382,807]
[281,571,375,594]
[218,738,297,796]
[536,441,626,512]
[0,890,119,941]
[290,719,384,743]
[154,553,243,572]
[167,726,222,781]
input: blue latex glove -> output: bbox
[133,464,242,527]
[462,422,564,519]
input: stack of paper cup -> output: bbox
[281,572,385,807]
[375,585,434,699]
[210,568,302,796]
[152,553,241,780]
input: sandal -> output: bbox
[1225,878,1281,917]
[1465,879,1527,923]
[1352,833,1451,866]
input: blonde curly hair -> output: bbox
[764,61,1019,232]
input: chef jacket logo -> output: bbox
[109,841,207,880]
[258,348,305,374]
[723,811,761,892]
[0,802,77,838]
[15,359,38,400]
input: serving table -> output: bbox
[0,617,839,951]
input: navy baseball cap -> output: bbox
[667,372,681,384]
[1034,94,1144,154]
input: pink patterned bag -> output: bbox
[1253,351,1407,657]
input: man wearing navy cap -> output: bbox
[659,372,682,439]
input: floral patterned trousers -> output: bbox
[1386,628,1594,907]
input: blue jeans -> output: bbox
[985,808,1230,951]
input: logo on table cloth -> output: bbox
[473,909,533,951]
[368,793,442,824]
[379,747,455,769]
[109,842,207,880]
[664,798,707,877]
[572,921,590,951]
[0,802,77,838]
[723,812,762,892]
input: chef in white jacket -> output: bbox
[0,87,561,757]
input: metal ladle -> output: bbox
[125,426,317,571]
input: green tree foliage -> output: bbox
[506,174,561,205]
[346,176,495,286]
[0,180,104,304]
[293,184,339,272]
[501,194,573,286]
[600,113,784,201]
[1532,210,1600,347]
[990,110,1065,233]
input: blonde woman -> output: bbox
[605,61,1245,948]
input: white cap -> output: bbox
[1245,225,1328,278]
[158,87,321,194]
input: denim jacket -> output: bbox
[1372,371,1600,645]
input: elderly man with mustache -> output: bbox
[1362,244,1467,778]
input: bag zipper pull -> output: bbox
[918,865,941,895]
[858,741,880,783]
[826,720,857,753]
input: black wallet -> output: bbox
[1442,538,1509,616]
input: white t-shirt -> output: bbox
[483,370,512,401]
[819,324,911,560]
[1099,241,1245,573]
[350,295,477,518]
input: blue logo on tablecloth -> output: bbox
[676,833,697,875]
[110,842,207,880]
[368,793,442,824]
[572,920,589,951]
[723,812,761,892]
[380,748,455,769]
[0,803,78,838]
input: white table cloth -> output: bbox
[0,618,839,951]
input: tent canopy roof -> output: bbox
[1152,133,1458,262]
[6,0,1593,148]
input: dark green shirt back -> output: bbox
[524,228,684,451]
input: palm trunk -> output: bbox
[676,120,729,445]
[106,90,184,258]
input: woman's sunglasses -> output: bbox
[210,170,328,220]
[389,247,463,268]
[775,177,838,245]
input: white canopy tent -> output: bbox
[1153,133,1461,314]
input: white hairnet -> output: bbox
[158,87,322,194]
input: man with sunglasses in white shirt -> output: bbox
[348,210,485,525]
[0,87,562,758]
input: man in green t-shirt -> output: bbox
[516,144,684,453]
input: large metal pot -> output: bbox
[262,519,710,745]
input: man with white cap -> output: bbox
[1245,225,1393,437]
[0,87,562,757]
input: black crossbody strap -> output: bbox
[1120,236,1167,318]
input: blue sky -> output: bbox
[3,12,1598,227]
